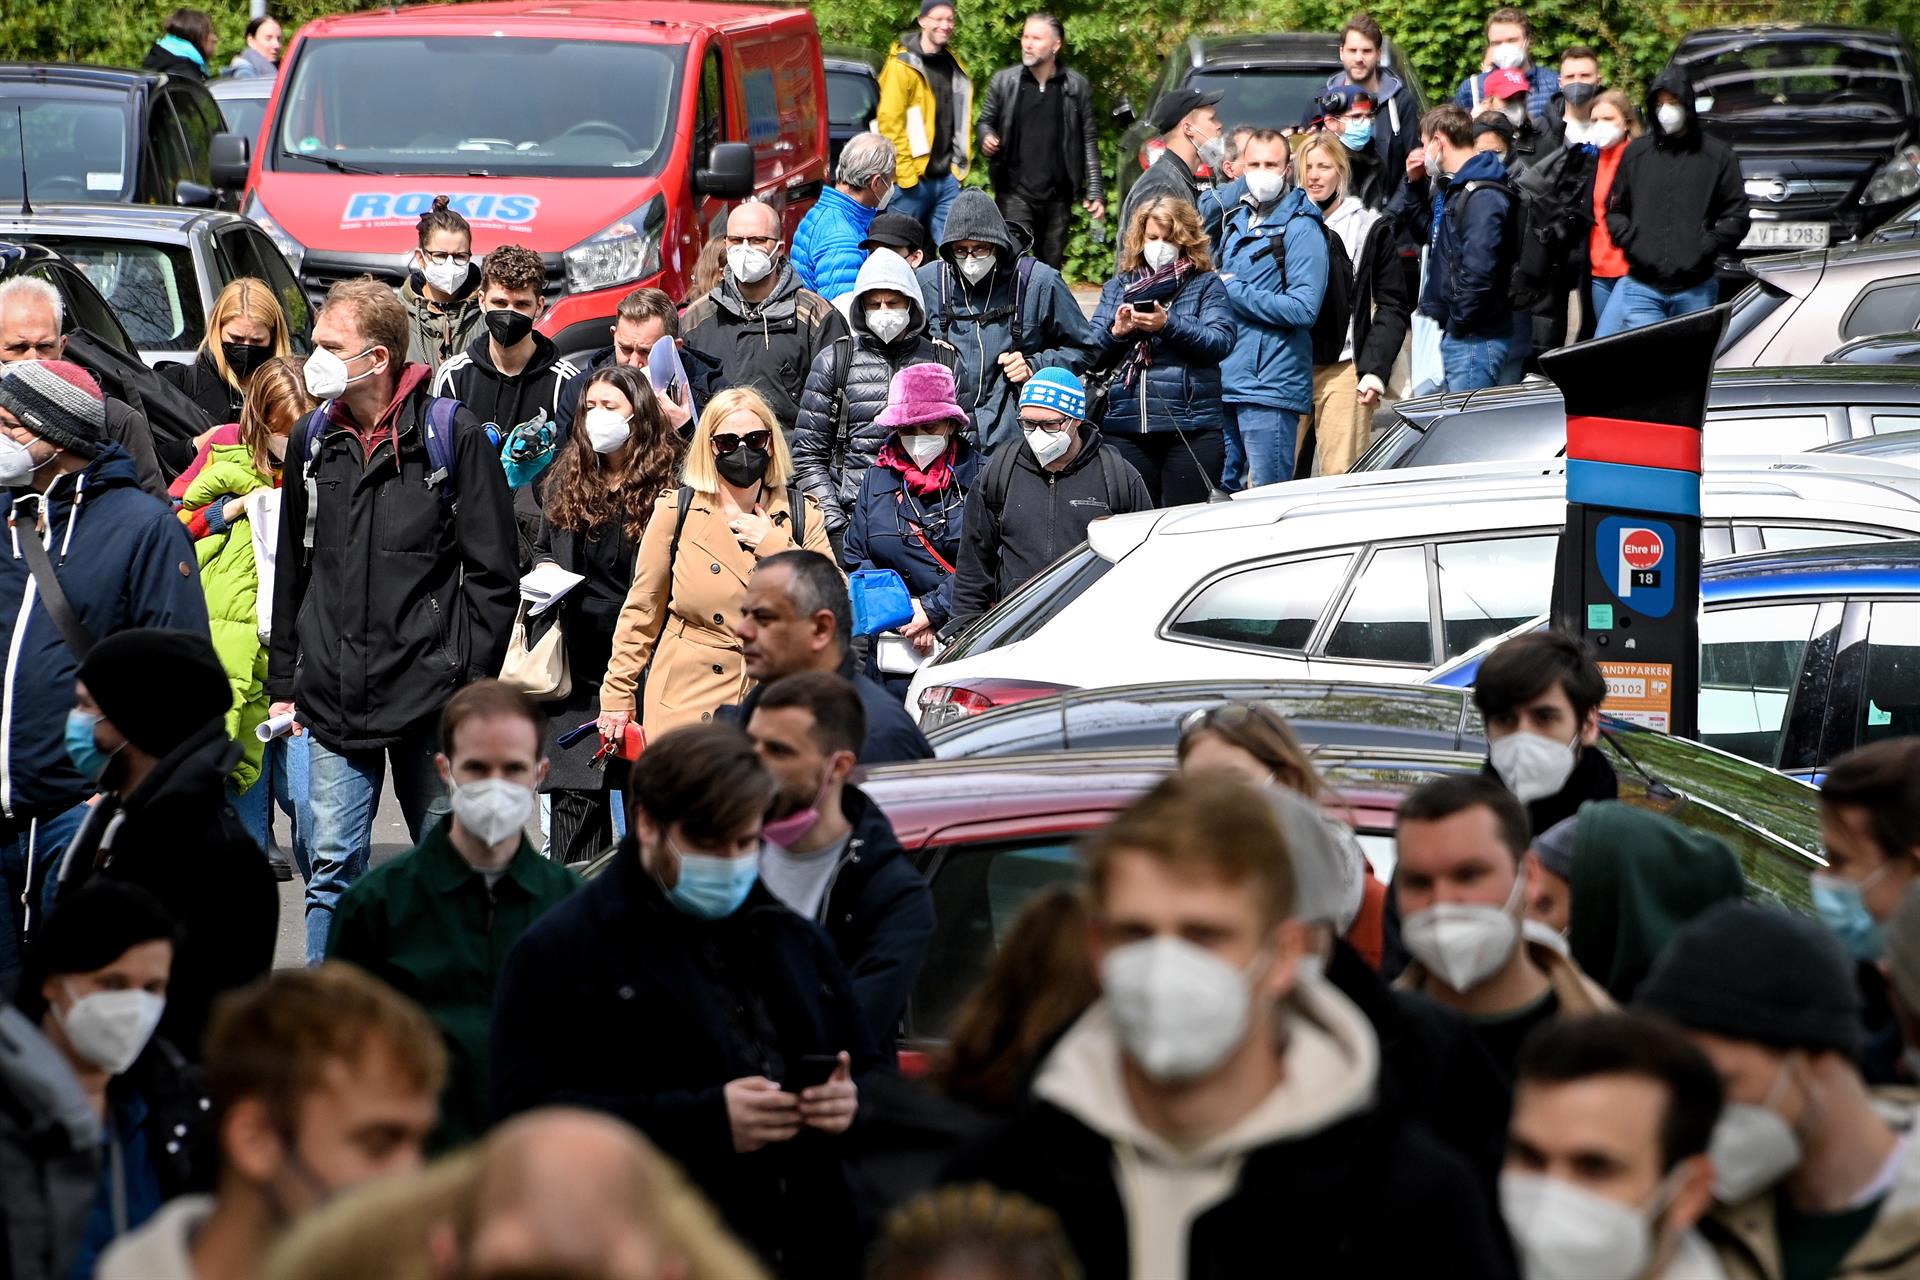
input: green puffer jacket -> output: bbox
[177,442,274,789]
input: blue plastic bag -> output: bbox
[849,569,915,636]
[499,412,556,489]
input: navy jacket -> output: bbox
[1089,269,1234,435]
[2,448,209,822]
[552,343,724,447]
[820,785,935,1050]
[844,443,981,632]
[491,846,882,1276]
[1418,150,1518,338]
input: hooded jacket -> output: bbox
[400,275,485,374]
[950,425,1150,620]
[949,979,1514,1279]
[0,1005,99,1280]
[267,367,519,752]
[1418,148,1520,338]
[2,447,209,822]
[977,64,1104,205]
[1217,185,1329,415]
[141,35,207,81]
[877,35,973,189]
[792,250,959,532]
[915,192,1095,451]
[1606,67,1749,292]
[1089,264,1234,436]
[1327,68,1422,179]
[55,720,278,1062]
[680,262,849,434]
[792,187,880,303]
[1566,801,1745,1003]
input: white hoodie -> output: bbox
[1031,972,1381,1280]
[96,1194,212,1280]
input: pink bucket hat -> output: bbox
[875,362,967,429]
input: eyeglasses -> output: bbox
[723,235,779,251]
[1018,414,1071,431]
[1178,702,1281,739]
[952,245,998,261]
[422,250,473,266]
[712,428,773,455]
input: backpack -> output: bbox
[936,255,1040,349]
[982,441,1132,518]
[1455,176,1552,311]
[299,396,462,552]
[823,329,961,462]
[1266,214,1355,367]
[665,482,810,564]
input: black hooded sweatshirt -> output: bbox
[1604,67,1749,292]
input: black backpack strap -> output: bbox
[983,445,1021,516]
[15,519,94,660]
[1010,255,1037,351]
[786,484,808,546]
[828,335,853,458]
[1096,445,1131,512]
[668,485,694,566]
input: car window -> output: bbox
[1699,602,1821,766]
[145,95,193,201]
[907,839,1083,1041]
[0,98,132,203]
[1435,535,1556,658]
[1842,277,1920,340]
[216,227,311,344]
[1702,413,1831,454]
[1349,420,1416,472]
[1873,414,1920,434]
[1860,601,1920,743]
[1686,38,1910,119]
[825,70,878,128]
[696,48,726,162]
[937,543,1112,662]
[1757,525,1898,551]
[1187,68,1337,137]
[213,94,267,142]
[171,90,217,184]
[1323,544,1433,665]
[1704,525,1736,559]
[25,263,134,354]
[1718,280,1793,356]
[1164,553,1353,652]
[41,238,204,352]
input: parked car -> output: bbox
[0,204,309,367]
[1813,428,1920,461]
[1667,24,1920,287]
[861,726,1818,1049]
[206,75,273,149]
[1825,332,1920,363]
[908,456,1920,729]
[1352,366,1920,472]
[1111,32,1426,207]
[0,239,138,357]
[0,63,245,209]
[1719,237,1920,365]
[240,1,828,355]
[1426,539,1920,781]
[1869,192,1920,242]
[822,46,880,173]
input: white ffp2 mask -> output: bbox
[451,777,536,846]
[1489,730,1580,804]
[1103,936,1266,1082]
[57,985,166,1075]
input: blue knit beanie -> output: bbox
[1019,367,1087,422]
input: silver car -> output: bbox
[1720,237,1920,366]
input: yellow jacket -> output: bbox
[876,36,972,188]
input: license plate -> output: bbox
[1741,221,1829,250]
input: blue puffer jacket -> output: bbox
[1089,268,1233,435]
[792,187,878,302]
[2,448,209,821]
[1418,149,1517,339]
[1216,186,1328,416]
[843,440,982,630]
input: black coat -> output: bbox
[679,265,849,433]
[140,41,206,81]
[159,350,241,427]
[816,786,934,1050]
[1605,66,1749,292]
[1484,744,1620,839]
[54,723,276,1062]
[532,507,639,792]
[844,444,980,632]
[103,398,169,499]
[490,846,884,1276]
[268,370,519,752]
[950,1076,1515,1279]
[1348,213,1415,385]
[976,64,1104,205]
[731,666,934,766]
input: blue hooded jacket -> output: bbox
[792,186,879,303]
[2,447,209,820]
[1216,185,1328,416]
[1418,149,1517,338]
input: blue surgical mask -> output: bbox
[64,709,118,784]
[1340,120,1374,151]
[1810,869,1885,962]
[663,839,760,919]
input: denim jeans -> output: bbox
[1594,276,1719,339]
[0,803,87,982]
[1226,404,1300,490]
[304,724,447,964]
[892,173,961,243]
[1440,332,1512,392]
[1588,276,1622,335]
[229,733,313,880]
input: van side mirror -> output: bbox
[696,142,755,199]
[211,132,250,191]
[175,180,218,208]
[1112,96,1137,127]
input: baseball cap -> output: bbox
[1484,68,1530,101]
[861,211,929,256]
[1149,86,1226,134]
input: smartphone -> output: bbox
[1134,300,1161,314]
[784,1053,841,1094]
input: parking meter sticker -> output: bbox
[1598,661,1674,732]
[341,192,540,230]
[1594,515,1676,619]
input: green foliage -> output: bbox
[1,0,354,70]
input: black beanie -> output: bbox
[1635,901,1864,1060]
[15,880,176,1021]
[78,628,232,758]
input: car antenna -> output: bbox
[13,108,31,217]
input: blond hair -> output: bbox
[1117,196,1213,274]
[200,277,292,391]
[1297,133,1353,201]
[680,386,795,493]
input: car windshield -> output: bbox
[1686,39,1911,119]
[213,95,268,143]
[33,237,205,352]
[275,37,681,176]
[939,543,1113,662]
[826,69,877,128]
[0,99,131,203]
[1188,68,1334,133]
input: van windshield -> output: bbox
[275,37,682,177]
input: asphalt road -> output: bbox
[269,781,419,968]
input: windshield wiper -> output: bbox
[286,152,383,177]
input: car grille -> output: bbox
[1743,177,1858,218]
[299,248,569,305]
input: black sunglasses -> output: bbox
[712,429,773,455]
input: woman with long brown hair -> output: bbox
[534,364,682,863]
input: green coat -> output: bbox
[327,819,579,1150]
[177,443,274,790]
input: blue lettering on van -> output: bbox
[341,192,540,226]
[345,192,391,220]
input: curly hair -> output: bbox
[543,365,682,543]
[868,1185,1080,1280]
[1117,195,1213,274]
[480,243,545,295]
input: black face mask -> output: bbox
[1313,191,1339,211]
[715,443,771,489]
[484,307,536,347]
[222,341,272,379]
[1561,82,1601,108]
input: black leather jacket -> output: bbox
[976,64,1104,205]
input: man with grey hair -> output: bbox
[0,276,168,498]
[977,12,1105,267]
[793,132,900,302]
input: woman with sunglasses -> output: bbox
[598,387,831,744]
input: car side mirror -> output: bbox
[175,180,218,208]
[211,132,250,190]
[1112,96,1136,127]
[696,142,755,199]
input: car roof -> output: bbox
[300,0,800,42]
[206,77,273,100]
[0,64,160,91]
[1751,235,1920,282]
[0,205,241,240]
[1675,23,1908,50]
[1702,537,1920,596]
[1185,31,1342,64]
[1394,366,1920,425]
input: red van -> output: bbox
[223,0,828,353]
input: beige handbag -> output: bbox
[499,601,570,701]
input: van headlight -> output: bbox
[564,196,665,293]
[244,194,305,274]
[1866,146,1920,205]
